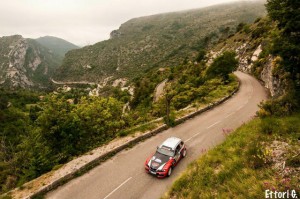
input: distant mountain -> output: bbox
[0,35,79,89]
[55,1,266,84]
[0,35,61,89]
[35,36,79,57]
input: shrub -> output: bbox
[163,112,176,127]
[236,22,247,33]
[206,51,238,81]
[260,117,280,134]
[258,92,299,117]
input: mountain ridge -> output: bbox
[55,1,266,84]
[35,36,79,57]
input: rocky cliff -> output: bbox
[0,35,62,89]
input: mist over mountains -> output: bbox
[55,1,266,84]
[0,1,266,89]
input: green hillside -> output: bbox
[35,36,79,57]
[55,1,266,83]
[164,0,300,198]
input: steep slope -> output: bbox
[35,36,79,57]
[164,1,300,196]
[208,17,285,97]
[0,35,61,89]
[55,1,266,83]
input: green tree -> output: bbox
[266,0,300,39]
[196,49,206,62]
[36,95,125,160]
[206,51,238,81]
[236,22,247,32]
[266,0,300,107]
[35,95,80,162]
[163,83,176,126]
[74,97,125,147]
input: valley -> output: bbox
[0,0,299,198]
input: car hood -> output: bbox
[149,152,171,170]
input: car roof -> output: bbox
[160,137,182,150]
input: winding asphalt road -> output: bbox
[46,71,267,199]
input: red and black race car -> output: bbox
[144,137,187,178]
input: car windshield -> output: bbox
[157,146,174,157]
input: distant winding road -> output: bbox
[46,71,267,199]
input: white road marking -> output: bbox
[103,177,132,199]
[236,105,244,111]
[206,121,221,129]
[225,112,235,118]
[185,132,201,143]
[185,137,193,143]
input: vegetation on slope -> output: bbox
[55,1,266,82]
[0,90,125,193]
[0,1,267,194]
[0,49,239,194]
[129,50,238,127]
[35,36,79,58]
[164,1,300,198]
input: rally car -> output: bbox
[144,137,187,178]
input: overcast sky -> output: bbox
[0,0,258,46]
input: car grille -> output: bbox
[150,167,157,172]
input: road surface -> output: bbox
[46,71,267,199]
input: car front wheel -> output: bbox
[182,148,187,158]
[167,167,172,177]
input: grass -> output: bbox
[163,113,300,199]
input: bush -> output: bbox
[196,49,206,62]
[236,22,247,33]
[286,155,300,167]
[258,92,299,117]
[163,112,176,127]
[206,51,238,81]
[260,117,280,135]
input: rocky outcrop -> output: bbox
[0,36,34,87]
[110,30,122,39]
[208,42,284,97]
[154,79,168,102]
[235,44,283,97]
[0,35,61,89]
[260,56,284,97]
